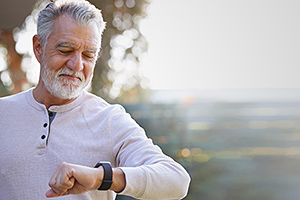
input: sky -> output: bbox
[140,0,300,90]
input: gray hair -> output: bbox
[37,0,106,49]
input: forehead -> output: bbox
[48,14,100,50]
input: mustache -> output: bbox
[56,68,85,82]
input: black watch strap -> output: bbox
[94,162,113,190]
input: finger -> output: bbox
[49,180,65,196]
[59,190,70,196]
[69,177,75,187]
[56,163,74,189]
[49,176,75,196]
[62,177,76,193]
[45,189,60,198]
[49,167,74,195]
[67,181,87,195]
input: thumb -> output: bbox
[45,189,59,198]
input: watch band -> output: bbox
[94,162,113,190]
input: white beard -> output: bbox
[41,62,91,99]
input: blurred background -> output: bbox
[1,0,300,199]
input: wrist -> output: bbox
[110,168,126,193]
[93,167,104,190]
[93,163,126,192]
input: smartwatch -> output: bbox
[94,162,113,190]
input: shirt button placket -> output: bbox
[42,122,48,140]
[35,115,49,155]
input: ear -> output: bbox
[33,34,43,64]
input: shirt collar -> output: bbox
[26,88,87,113]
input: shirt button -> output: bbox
[43,123,48,128]
[41,135,46,139]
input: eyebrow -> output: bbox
[57,42,76,49]
[57,42,98,53]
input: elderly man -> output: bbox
[0,0,190,199]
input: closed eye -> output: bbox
[59,50,72,54]
[84,54,94,59]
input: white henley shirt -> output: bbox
[0,89,190,200]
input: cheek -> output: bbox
[44,56,67,71]
[84,65,95,79]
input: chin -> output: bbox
[50,85,84,99]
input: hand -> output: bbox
[45,162,103,198]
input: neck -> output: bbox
[33,80,77,110]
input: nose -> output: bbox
[66,52,84,72]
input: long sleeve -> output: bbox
[0,90,189,200]
[111,106,191,199]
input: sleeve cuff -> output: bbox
[117,167,147,198]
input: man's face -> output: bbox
[40,14,100,99]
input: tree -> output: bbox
[0,31,31,96]
[90,0,150,103]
